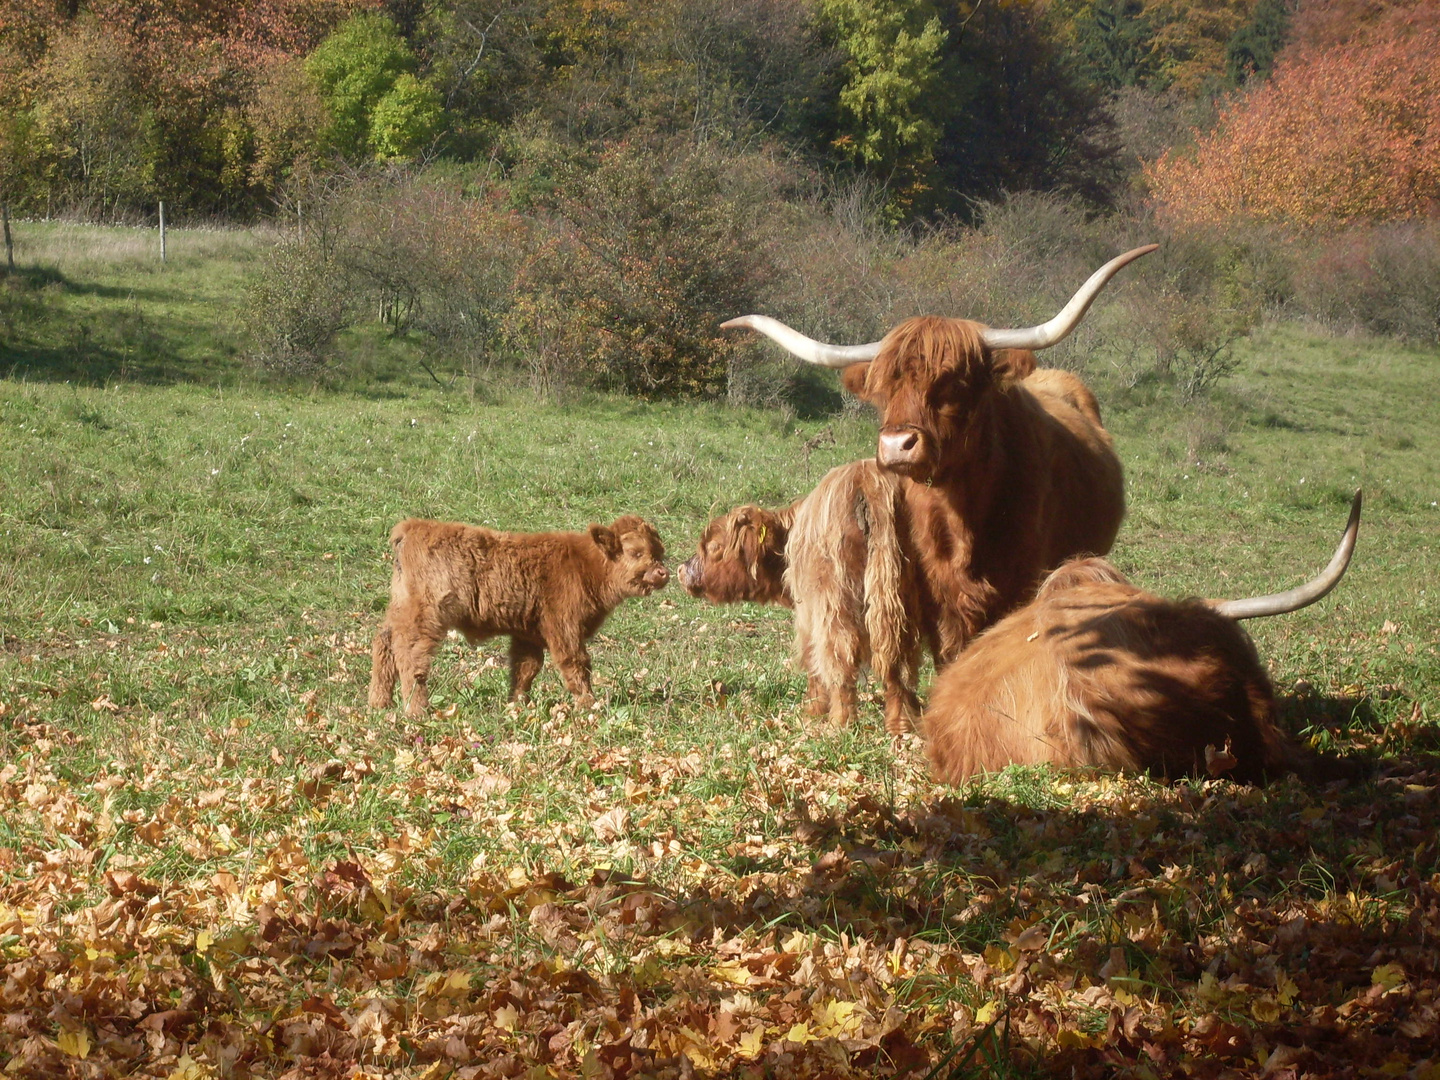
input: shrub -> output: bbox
[243,239,351,374]
[1289,219,1440,344]
[505,141,780,398]
[336,172,528,365]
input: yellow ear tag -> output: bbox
[757,524,768,548]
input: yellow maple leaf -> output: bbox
[1276,969,1299,1007]
[1056,1028,1102,1050]
[494,1003,519,1032]
[812,999,859,1037]
[1372,963,1406,992]
[1197,971,1225,1005]
[780,929,811,953]
[1251,994,1281,1023]
[737,1027,765,1060]
[712,962,752,986]
[974,1001,998,1026]
[167,1055,212,1080]
[785,1021,814,1045]
[982,944,1014,970]
[57,1030,90,1059]
[194,930,213,954]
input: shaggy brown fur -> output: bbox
[676,504,795,607]
[786,461,928,734]
[369,516,668,717]
[680,462,931,735]
[925,558,1301,784]
[841,318,1124,655]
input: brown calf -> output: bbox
[924,493,1362,783]
[369,516,669,716]
[679,461,931,735]
[677,503,795,608]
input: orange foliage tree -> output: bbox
[1146,2,1440,224]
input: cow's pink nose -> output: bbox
[878,429,921,466]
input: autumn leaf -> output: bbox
[1205,739,1239,778]
[737,1027,765,1060]
[1372,963,1406,992]
[785,1021,814,1045]
[1251,994,1281,1023]
[1277,969,1299,1007]
[591,805,628,842]
[57,1029,90,1058]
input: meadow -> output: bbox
[2,222,1439,1078]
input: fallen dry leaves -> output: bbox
[2,665,1440,1078]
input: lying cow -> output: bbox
[369,515,669,716]
[679,461,930,734]
[925,492,1362,784]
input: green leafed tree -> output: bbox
[369,71,443,160]
[306,12,444,161]
[1226,0,1290,83]
[819,0,947,194]
[33,18,157,213]
[1071,0,1159,88]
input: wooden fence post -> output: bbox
[2,202,13,272]
[159,201,167,264]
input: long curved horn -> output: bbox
[721,243,1159,366]
[1209,491,1362,620]
[980,244,1159,351]
[719,315,881,369]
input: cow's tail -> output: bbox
[387,519,415,593]
[860,465,913,687]
[785,467,865,690]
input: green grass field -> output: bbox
[2,222,1438,1079]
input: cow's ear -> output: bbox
[840,361,871,399]
[588,524,621,558]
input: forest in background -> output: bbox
[1,0,1437,399]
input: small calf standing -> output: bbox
[369,515,669,716]
[925,493,1362,784]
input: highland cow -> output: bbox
[369,515,669,717]
[924,492,1362,784]
[677,502,795,608]
[680,461,931,734]
[723,247,1153,655]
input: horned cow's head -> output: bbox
[678,505,791,607]
[839,317,996,482]
[723,246,1157,482]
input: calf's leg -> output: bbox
[368,624,398,709]
[546,630,595,709]
[874,637,922,736]
[508,638,545,702]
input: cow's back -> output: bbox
[391,518,558,633]
[1011,373,1125,567]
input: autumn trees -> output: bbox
[1146,1,1440,226]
